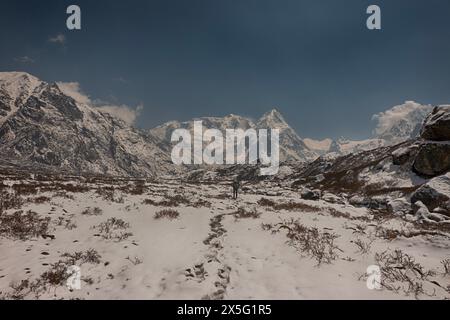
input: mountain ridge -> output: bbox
[0,71,443,177]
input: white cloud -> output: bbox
[56,81,142,125]
[14,56,35,63]
[372,101,433,137]
[48,33,66,44]
[56,82,91,104]
[96,104,143,125]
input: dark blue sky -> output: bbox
[1,0,450,139]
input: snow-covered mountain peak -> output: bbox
[257,108,287,127]
[0,72,46,125]
[0,71,42,100]
[372,101,434,143]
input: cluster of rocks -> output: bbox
[388,106,450,222]
[300,188,347,205]
[299,106,450,225]
[413,106,450,177]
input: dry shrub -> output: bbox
[154,209,179,220]
[96,187,123,203]
[129,180,146,195]
[233,207,261,219]
[257,197,276,207]
[30,196,51,204]
[192,199,211,208]
[6,249,101,299]
[94,217,132,241]
[54,191,75,200]
[374,249,437,298]
[55,216,77,230]
[81,207,103,216]
[12,183,38,196]
[0,191,23,211]
[441,259,450,276]
[265,218,341,265]
[353,238,374,255]
[61,249,101,265]
[0,210,50,240]
[257,197,352,219]
[143,194,192,207]
[54,183,90,193]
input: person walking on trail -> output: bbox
[232,178,240,199]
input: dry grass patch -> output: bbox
[0,210,51,240]
[94,217,132,241]
[264,218,341,265]
[81,207,103,216]
[233,207,261,219]
[371,249,441,298]
[154,209,180,220]
[0,191,23,211]
[5,249,101,299]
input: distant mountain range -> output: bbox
[149,108,317,163]
[0,72,438,177]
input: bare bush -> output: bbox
[374,249,437,298]
[81,207,103,216]
[29,196,51,204]
[129,180,146,195]
[257,197,276,207]
[94,217,132,241]
[0,191,23,211]
[143,194,191,207]
[0,210,51,240]
[353,238,373,255]
[61,249,101,265]
[154,209,180,220]
[96,187,124,203]
[257,197,352,219]
[441,259,450,276]
[192,199,211,208]
[55,216,77,230]
[265,218,341,265]
[233,207,261,219]
[6,249,101,299]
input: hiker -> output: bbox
[232,178,240,199]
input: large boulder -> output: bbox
[411,173,450,210]
[387,198,413,216]
[322,192,346,204]
[301,188,321,200]
[412,143,450,177]
[421,105,450,141]
[348,195,387,210]
[391,145,419,166]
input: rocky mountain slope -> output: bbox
[0,72,176,177]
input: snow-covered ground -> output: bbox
[0,178,449,300]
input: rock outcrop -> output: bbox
[413,106,450,177]
[411,173,450,210]
[420,105,450,141]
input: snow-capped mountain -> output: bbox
[0,72,42,125]
[149,109,319,163]
[372,101,434,143]
[0,72,441,177]
[304,101,434,156]
[0,72,176,177]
